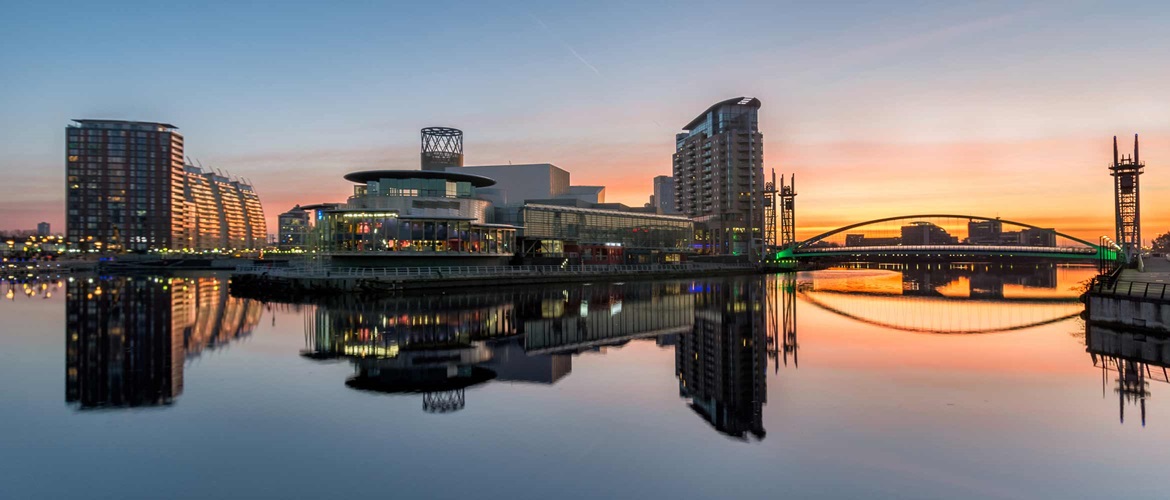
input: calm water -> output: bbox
[2,264,1168,499]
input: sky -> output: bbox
[2,0,1169,242]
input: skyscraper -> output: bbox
[653,175,678,214]
[66,119,186,252]
[672,97,764,256]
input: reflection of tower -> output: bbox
[1086,323,1170,427]
[1110,135,1144,260]
[677,277,767,440]
[779,174,796,248]
[782,274,798,368]
[421,127,464,171]
[424,390,466,413]
[65,277,182,409]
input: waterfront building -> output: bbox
[277,205,310,250]
[37,222,50,236]
[181,164,267,251]
[66,119,186,252]
[309,170,518,266]
[673,97,765,256]
[513,202,693,264]
[653,175,678,214]
[445,163,605,206]
[968,219,1003,244]
[66,119,266,252]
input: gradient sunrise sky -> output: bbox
[2,1,1168,241]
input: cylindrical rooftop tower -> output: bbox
[420,127,464,171]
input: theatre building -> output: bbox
[309,170,517,267]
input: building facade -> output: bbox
[66,119,186,252]
[653,175,678,214]
[517,202,693,264]
[37,222,51,236]
[66,119,266,253]
[278,205,310,250]
[672,97,765,256]
[309,170,517,266]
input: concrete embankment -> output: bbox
[1083,258,1170,334]
[229,264,772,300]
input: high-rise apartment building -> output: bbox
[66,119,186,252]
[653,175,678,215]
[66,119,266,252]
[181,165,267,250]
[672,97,764,256]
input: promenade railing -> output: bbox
[233,262,755,280]
[1088,277,1170,302]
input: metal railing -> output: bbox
[800,244,1096,254]
[234,262,754,280]
[1088,277,1170,301]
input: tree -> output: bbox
[1153,230,1170,253]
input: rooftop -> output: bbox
[682,97,761,131]
[71,119,179,130]
[343,169,497,188]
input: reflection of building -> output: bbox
[1086,324,1170,426]
[277,205,310,250]
[676,277,767,440]
[673,97,764,256]
[304,281,698,412]
[65,275,261,410]
[900,222,957,245]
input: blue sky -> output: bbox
[2,0,1169,237]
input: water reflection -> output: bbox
[1086,324,1170,426]
[65,275,262,410]
[802,264,1085,334]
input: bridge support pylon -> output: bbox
[1110,135,1144,262]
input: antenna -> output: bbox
[1134,134,1140,164]
[1113,136,1119,165]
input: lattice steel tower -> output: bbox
[421,127,464,171]
[779,174,796,248]
[1110,135,1144,260]
[763,170,778,248]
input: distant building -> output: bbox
[967,220,1003,244]
[36,222,50,236]
[653,175,678,214]
[277,205,310,250]
[900,222,957,245]
[1021,227,1057,247]
[673,97,764,256]
[445,163,604,206]
[66,119,265,252]
[845,234,901,247]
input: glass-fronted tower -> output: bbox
[672,98,764,257]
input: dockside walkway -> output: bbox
[1084,256,1170,333]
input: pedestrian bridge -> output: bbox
[773,214,1114,261]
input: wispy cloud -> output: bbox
[527,12,602,77]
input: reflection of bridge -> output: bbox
[775,214,1111,262]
